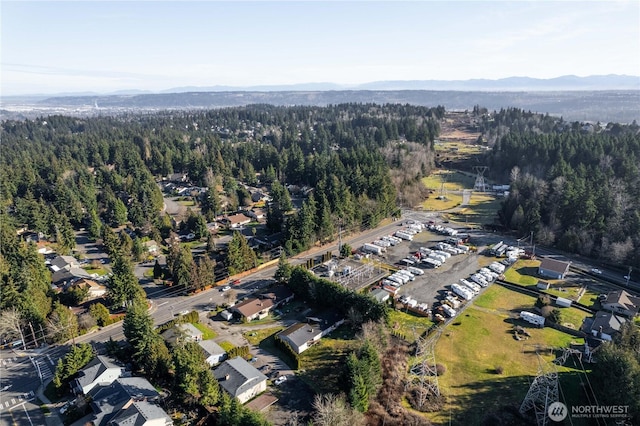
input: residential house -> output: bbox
[258,285,294,308]
[161,323,203,345]
[588,311,627,341]
[198,339,227,366]
[538,258,571,280]
[231,298,274,322]
[73,377,164,426]
[49,255,80,272]
[601,290,640,317]
[51,267,93,290]
[143,240,159,255]
[106,401,172,426]
[213,357,268,404]
[222,213,252,229]
[277,310,345,354]
[73,356,123,395]
[166,173,188,183]
[245,209,266,221]
[70,278,107,299]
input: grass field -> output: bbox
[218,341,235,352]
[422,170,475,192]
[298,325,359,393]
[578,289,601,305]
[388,309,434,344]
[449,194,503,227]
[545,286,582,300]
[421,193,463,211]
[243,326,284,346]
[192,323,217,340]
[503,259,541,286]
[431,302,585,425]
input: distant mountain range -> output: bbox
[1,75,638,123]
[3,75,639,99]
[161,74,640,93]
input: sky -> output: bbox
[1,1,639,96]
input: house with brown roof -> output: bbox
[222,213,252,229]
[70,278,107,299]
[538,257,571,280]
[258,285,294,308]
[231,298,274,322]
[601,290,640,317]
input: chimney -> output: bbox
[225,374,230,381]
[598,326,603,338]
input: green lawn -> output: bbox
[82,267,108,275]
[218,341,235,352]
[421,192,463,211]
[474,284,537,312]
[243,327,284,346]
[431,304,584,425]
[449,194,503,227]
[503,259,541,286]
[192,323,217,340]
[578,289,601,306]
[387,309,434,344]
[298,325,359,394]
[421,170,475,191]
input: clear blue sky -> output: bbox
[2,1,639,95]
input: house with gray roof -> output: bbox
[49,255,80,272]
[277,310,345,354]
[73,356,123,395]
[73,377,162,426]
[160,323,203,346]
[198,339,227,366]
[601,290,640,318]
[538,257,571,280]
[213,357,267,404]
[588,311,627,341]
[106,401,172,426]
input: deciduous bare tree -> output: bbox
[0,308,26,349]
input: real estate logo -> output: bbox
[548,401,568,422]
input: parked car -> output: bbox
[591,268,602,274]
[274,375,288,385]
[220,285,231,292]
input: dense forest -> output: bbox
[0,103,441,334]
[478,108,640,269]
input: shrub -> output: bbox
[435,363,447,376]
[494,365,504,374]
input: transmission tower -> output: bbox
[520,348,582,426]
[473,166,489,192]
[405,327,443,410]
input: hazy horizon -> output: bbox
[2,1,639,96]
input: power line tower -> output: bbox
[405,327,443,410]
[473,166,489,192]
[520,348,582,426]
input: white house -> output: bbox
[277,310,345,354]
[213,357,268,404]
[73,356,123,395]
[198,339,227,366]
[601,290,640,318]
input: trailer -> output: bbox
[399,258,416,266]
[520,311,545,327]
[407,266,425,276]
[386,275,404,285]
[381,236,398,246]
[423,258,441,268]
[442,304,457,318]
[394,231,414,241]
[362,243,384,255]
[429,253,447,264]
[434,250,451,259]
[489,262,505,274]
[396,270,415,281]
[373,239,390,248]
[457,244,470,253]
[390,273,409,284]
[445,295,461,309]
[451,283,474,300]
